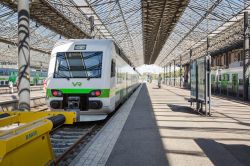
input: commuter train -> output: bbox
[0,68,47,87]
[46,39,140,121]
[211,65,250,99]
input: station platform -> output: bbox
[71,83,250,166]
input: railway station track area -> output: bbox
[0,96,46,112]
[52,123,103,165]
[0,86,43,94]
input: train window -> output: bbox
[239,79,244,85]
[227,74,230,81]
[54,52,103,78]
[224,74,229,81]
[219,75,221,81]
[31,71,36,77]
[0,81,4,85]
[111,59,116,77]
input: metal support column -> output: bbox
[189,49,192,89]
[208,38,211,116]
[170,63,172,86]
[174,60,176,86]
[166,65,168,85]
[180,56,182,88]
[165,66,167,84]
[18,0,30,111]
[164,66,166,84]
[89,16,94,38]
[243,11,250,101]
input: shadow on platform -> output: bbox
[106,84,170,166]
[195,138,250,166]
[167,104,198,115]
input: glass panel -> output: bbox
[54,52,102,78]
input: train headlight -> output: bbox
[90,90,102,97]
[51,89,63,97]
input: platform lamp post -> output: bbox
[18,0,30,111]
[243,11,250,101]
[189,49,192,89]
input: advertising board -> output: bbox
[190,60,197,99]
[197,57,205,101]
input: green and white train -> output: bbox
[211,65,250,99]
[0,68,47,87]
[46,39,140,121]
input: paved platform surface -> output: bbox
[72,83,250,166]
[0,90,45,102]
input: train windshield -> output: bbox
[54,52,102,78]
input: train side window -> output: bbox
[111,59,116,77]
[239,79,243,85]
[219,75,221,81]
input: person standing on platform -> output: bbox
[43,79,47,93]
[9,81,14,94]
[158,74,162,88]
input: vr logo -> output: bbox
[72,82,82,87]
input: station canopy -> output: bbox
[155,0,250,66]
[0,0,250,68]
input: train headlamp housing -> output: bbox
[89,90,102,97]
[51,89,63,97]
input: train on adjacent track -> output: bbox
[0,68,47,87]
[210,64,250,99]
[46,39,140,121]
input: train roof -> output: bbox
[53,39,114,48]
[52,39,134,69]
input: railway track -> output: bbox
[0,96,47,112]
[51,123,103,166]
[0,86,43,94]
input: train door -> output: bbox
[9,71,17,85]
[110,59,116,108]
[217,74,221,94]
[221,73,229,95]
[211,74,216,94]
[232,73,238,97]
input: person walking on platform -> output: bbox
[158,74,162,88]
[8,81,14,94]
[43,79,47,93]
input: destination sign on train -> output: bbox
[74,44,86,50]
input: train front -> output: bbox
[46,39,113,121]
